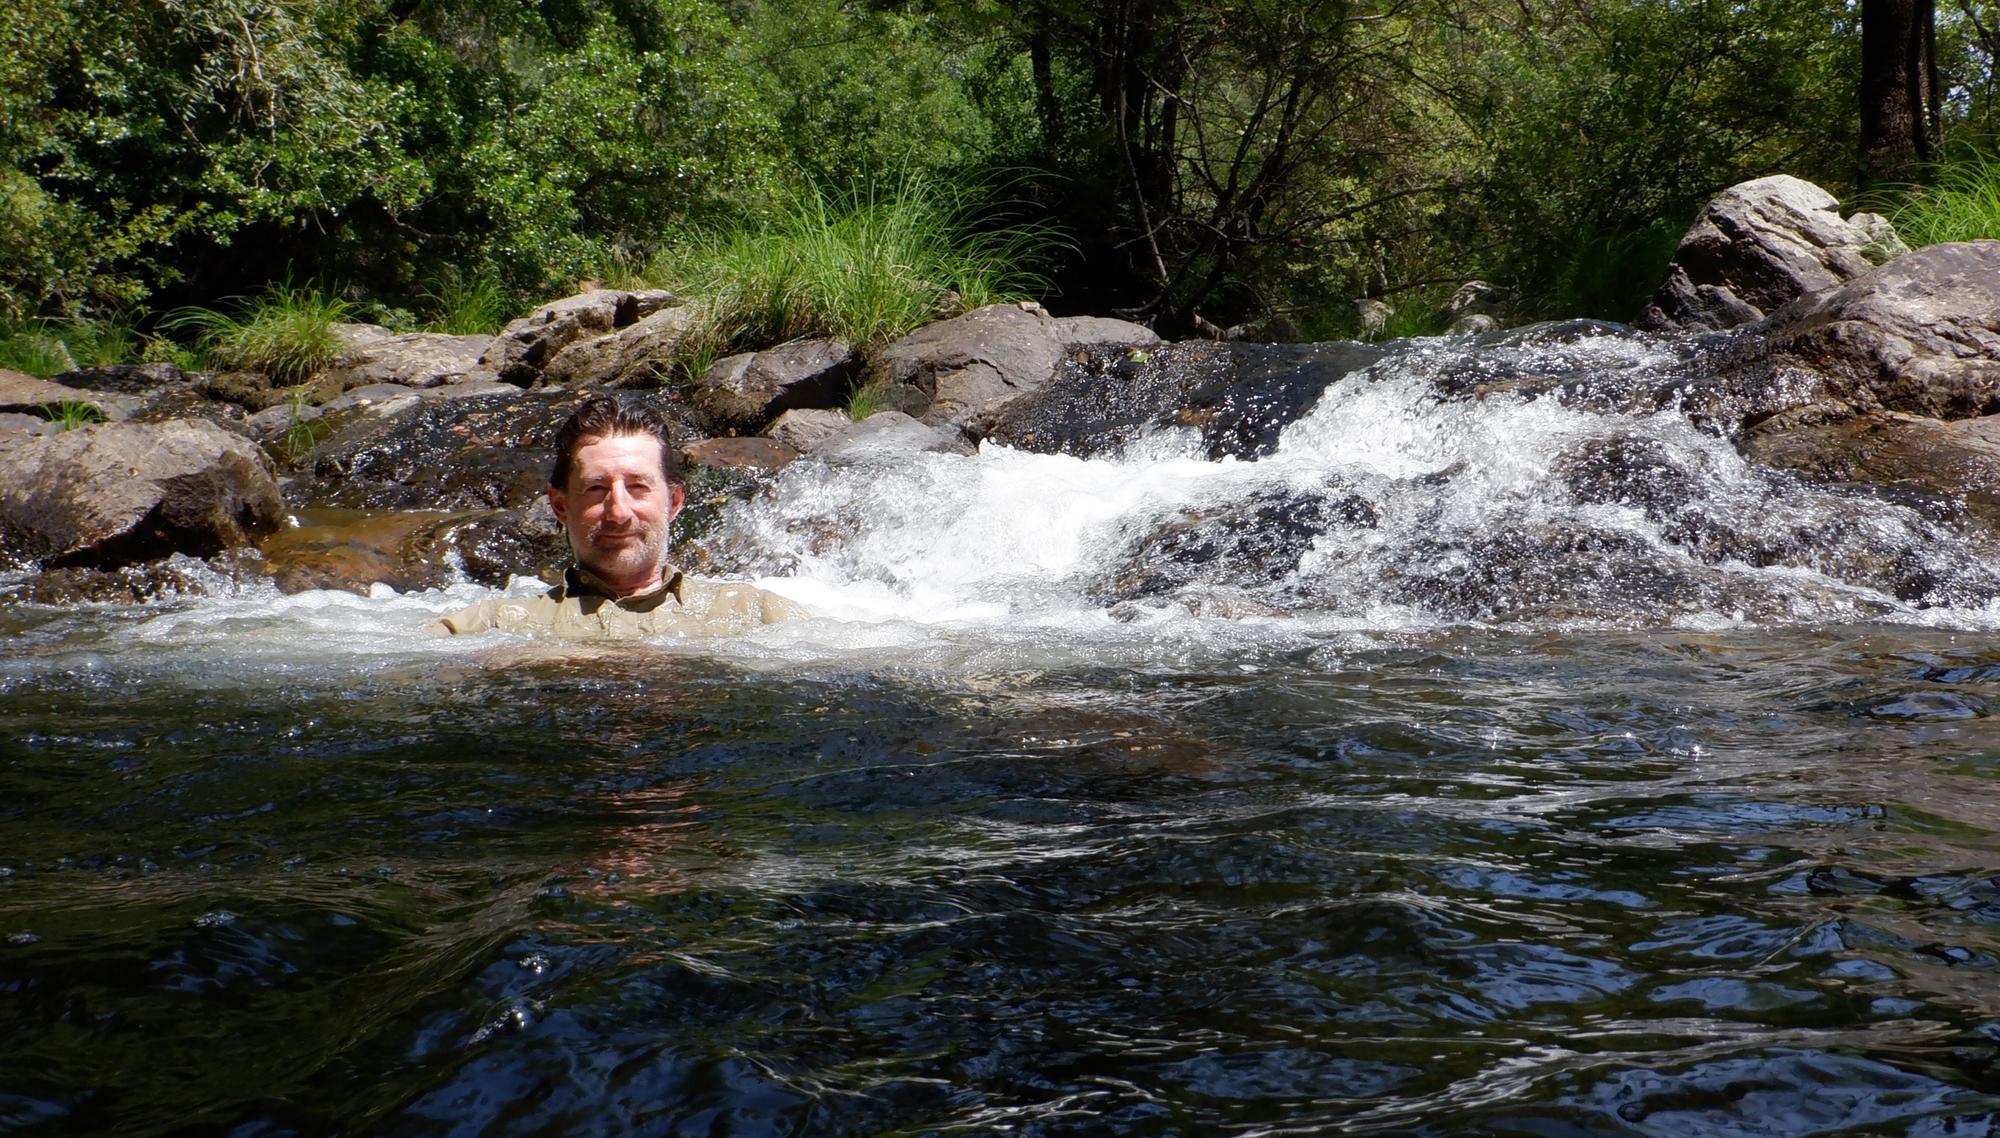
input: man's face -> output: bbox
[547,432,686,594]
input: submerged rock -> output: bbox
[1743,411,2000,529]
[1639,175,1906,332]
[0,419,284,570]
[257,507,565,593]
[989,339,1387,460]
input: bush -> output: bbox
[0,317,138,376]
[162,283,357,383]
[651,174,1060,364]
[421,272,514,335]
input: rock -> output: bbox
[331,323,396,352]
[314,332,493,390]
[52,363,189,395]
[320,383,426,417]
[693,339,857,434]
[538,305,699,387]
[245,400,324,437]
[1102,485,1378,602]
[21,561,214,605]
[256,507,564,593]
[1447,313,1502,337]
[1355,299,1393,338]
[1743,411,2000,529]
[988,340,1387,460]
[814,411,975,464]
[297,388,707,512]
[682,436,800,474]
[1754,239,2000,422]
[1638,175,1908,332]
[479,288,679,385]
[0,412,55,437]
[870,304,1158,441]
[764,408,855,453]
[0,419,284,570]
[0,369,140,420]
[1446,281,1506,316]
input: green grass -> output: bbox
[161,282,357,384]
[846,380,890,421]
[1889,151,2000,246]
[42,400,104,430]
[420,272,515,335]
[0,318,138,377]
[650,174,1062,368]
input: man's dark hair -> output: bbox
[549,394,682,488]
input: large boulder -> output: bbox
[763,407,855,453]
[538,305,699,387]
[0,419,284,569]
[314,332,494,390]
[871,304,1159,441]
[1752,239,2000,423]
[479,288,680,385]
[693,339,856,434]
[1637,175,1907,332]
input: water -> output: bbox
[5,329,2000,1135]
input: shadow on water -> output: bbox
[5,628,2000,1135]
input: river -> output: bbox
[5,328,2000,1135]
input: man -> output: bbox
[437,394,806,638]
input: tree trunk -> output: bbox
[1860,0,1933,184]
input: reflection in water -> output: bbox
[3,630,2000,1135]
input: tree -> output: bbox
[1861,0,1939,184]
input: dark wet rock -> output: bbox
[479,289,679,385]
[764,408,854,453]
[1743,411,2000,529]
[314,332,492,390]
[1557,434,1702,520]
[20,561,215,605]
[814,411,974,463]
[1381,526,1703,623]
[256,507,566,593]
[0,369,141,420]
[1638,175,1907,332]
[539,305,699,388]
[694,339,856,434]
[683,436,799,474]
[1103,486,1378,601]
[298,387,709,512]
[871,303,1158,441]
[125,386,254,434]
[0,419,284,570]
[199,369,301,412]
[51,362,189,395]
[990,340,1385,460]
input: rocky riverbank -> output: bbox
[3,175,1996,607]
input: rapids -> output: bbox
[4,326,2000,1135]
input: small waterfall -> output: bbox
[708,325,2000,631]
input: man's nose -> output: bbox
[604,484,634,522]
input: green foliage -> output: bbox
[41,400,104,430]
[420,271,513,335]
[651,175,1060,356]
[1889,151,2000,244]
[0,317,137,376]
[846,381,889,422]
[162,283,357,383]
[277,386,327,463]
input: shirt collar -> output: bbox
[562,563,686,606]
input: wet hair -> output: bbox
[548,394,682,489]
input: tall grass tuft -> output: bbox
[162,283,357,384]
[0,318,138,377]
[1889,151,2000,246]
[651,174,1062,367]
[421,272,514,335]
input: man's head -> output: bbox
[547,395,687,596]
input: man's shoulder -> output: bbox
[436,585,564,636]
[676,574,809,625]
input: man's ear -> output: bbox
[667,481,686,522]
[547,483,568,526]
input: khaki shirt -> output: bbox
[437,565,808,640]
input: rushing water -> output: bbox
[6,329,2000,1136]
